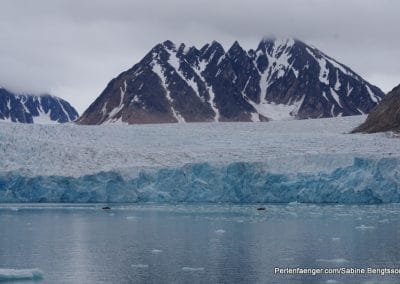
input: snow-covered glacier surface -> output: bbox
[1,116,400,203]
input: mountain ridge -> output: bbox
[0,87,79,124]
[77,37,384,124]
[352,84,400,133]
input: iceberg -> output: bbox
[316,258,349,264]
[0,268,43,281]
[182,267,205,272]
[131,264,149,268]
[1,157,399,204]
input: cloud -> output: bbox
[0,0,399,113]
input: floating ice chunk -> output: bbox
[378,219,389,223]
[280,257,294,261]
[131,264,148,268]
[355,225,375,230]
[182,267,205,272]
[126,216,138,220]
[215,229,225,234]
[0,268,43,281]
[151,249,163,254]
[316,258,349,264]
[325,280,339,283]
[331,237,341,241]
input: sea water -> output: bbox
[0,204,400,283]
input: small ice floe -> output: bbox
[325,280,339,283]
[182,267,205,272]
[126,216,138,220]
[378,219,389,223]
[331,237,341,241]
[131,264,148,268]
[355,225,375,230]
[0,268,43,281]
[316,258,349,264]
[10,207,19,211]
[215,229,225,234]
[151,249,163,254]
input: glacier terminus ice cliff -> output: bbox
[1,115,400,204]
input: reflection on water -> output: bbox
[0,204,400,283]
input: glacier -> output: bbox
[1,116,400,203]
[1,157,400,204]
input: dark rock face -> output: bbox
[0,88,78,123]
[352,84,400,133]
[77,38,384,125]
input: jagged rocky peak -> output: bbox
[77,37,384,125]
[228,41,245,55]
[162,40,175,50]
[352,84,400,133]
[0,87,79,124]
[257,37,295,54]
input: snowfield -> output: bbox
[1,116,400,203]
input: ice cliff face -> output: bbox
[1,158,399,204]
[77,38,383,124]
[0,88,78,124]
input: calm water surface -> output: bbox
[1,204,400,283]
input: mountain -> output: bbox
[77,38,384,124]
[352,84,400,133]
[0,87,79,124]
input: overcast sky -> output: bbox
[0,0,399,114]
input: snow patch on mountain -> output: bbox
[152,61,185,123]
[248,99,302,121]
[192,52,220,121]
[366,85,379,103]
[330,88,342,108]
[106,80,127,123]
[32,110,58,124]
[258,38,298,91]
[306,48,329,85]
